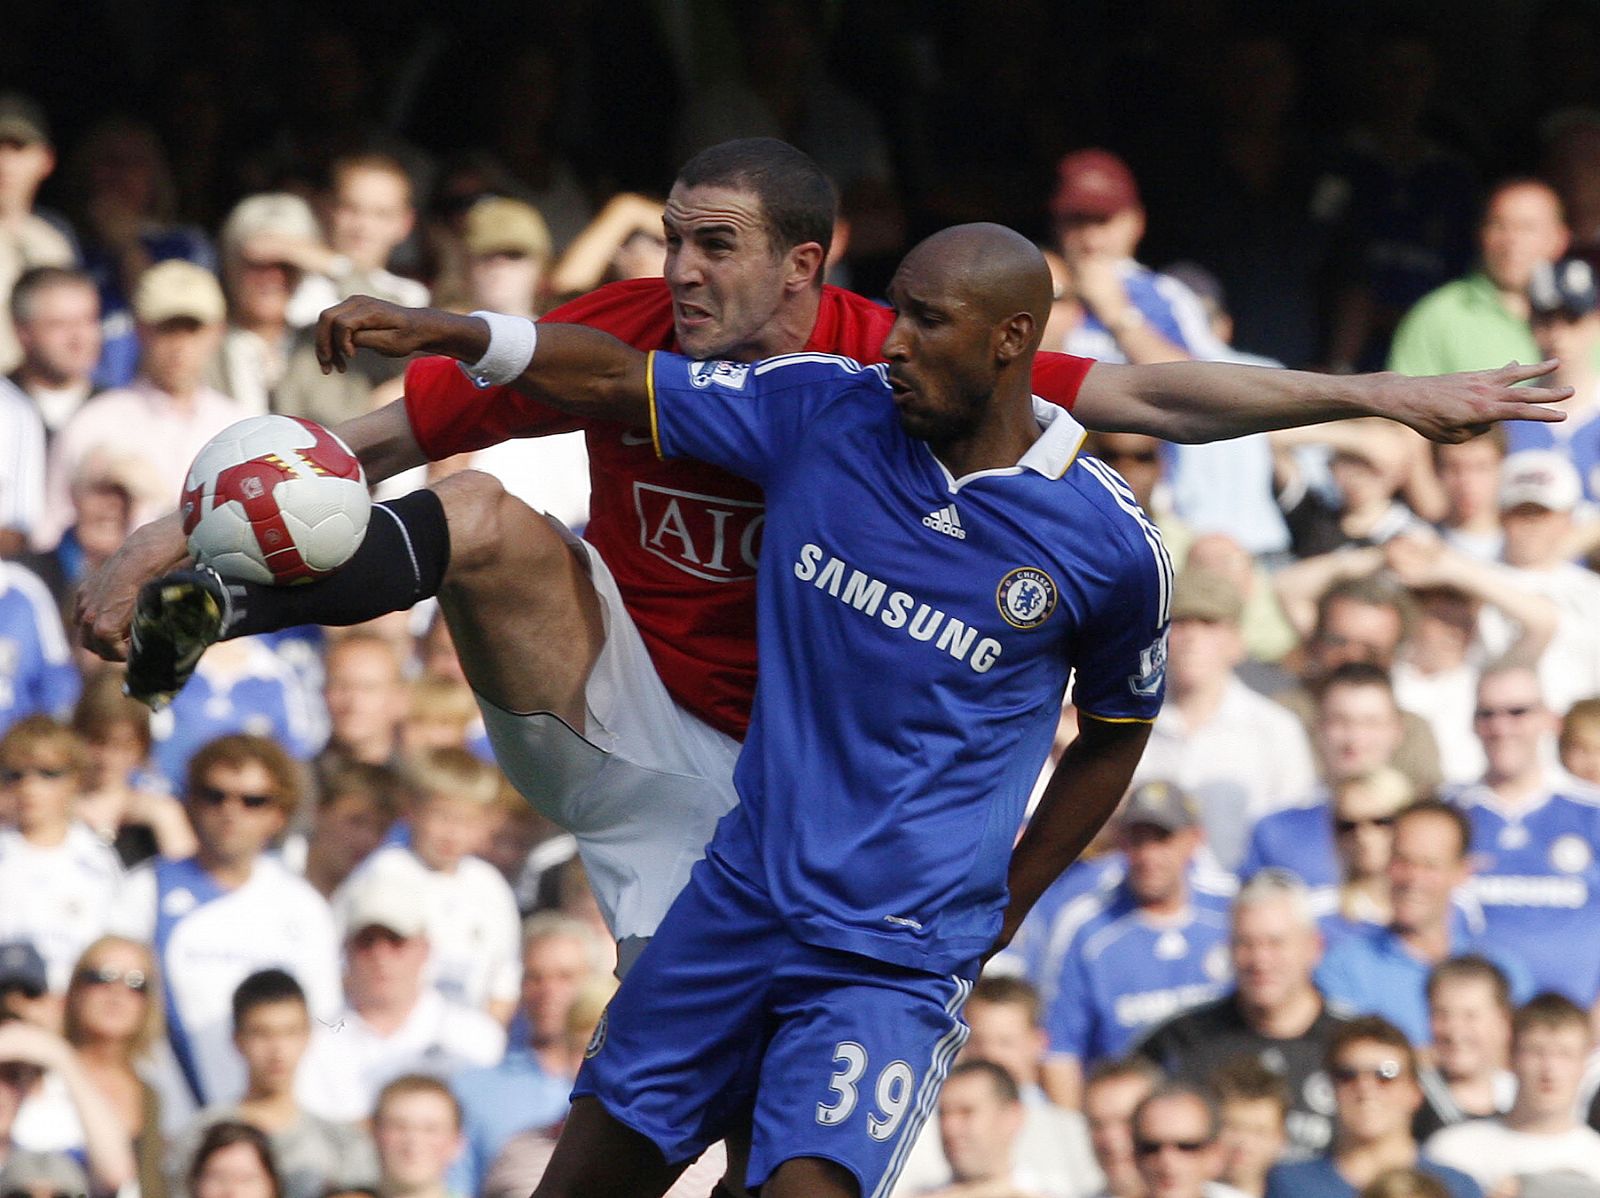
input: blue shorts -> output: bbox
[573,851,972,1196]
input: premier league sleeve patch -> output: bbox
[688,360,752,391]
[996,567,1058,629]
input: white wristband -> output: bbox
[460,311,538,388]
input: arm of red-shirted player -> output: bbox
[1070,357,1572,444]
[993,715,1151,956]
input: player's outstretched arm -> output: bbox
[1074,357,1572,444]
[317,296,651,428]
[993,714,1152,956]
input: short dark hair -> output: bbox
[1209,1056,1290,1120]
[1325,1014,1417,1078]
[946,1058,1020,1105]
[1314,660,1400,710]
[186,734,303,816]
[189,1121,281,1198]
[1133,1081,1222,1143]
[1084,1054,1164,1094]
[10,265,96,326]
[1394,798,1472,861]
[676,138,837,264]
[1314,574,1415,644]
[1513,991,1591,1044]
[968,975,1042,1026]
[1427,955,1512,1016]
[232,968,307,1031]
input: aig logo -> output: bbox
[633,482,765,582]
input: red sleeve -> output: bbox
[1030,352,1095,411]
[402,279,678,461]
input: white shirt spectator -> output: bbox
[0,378,44,547]
[297,987,505,1122]
[0,823,121,991]
[1393,659,1486,785]
[334,845,521,1013]
[1425,1118,1600,1189]
[110,855,341,1107]
[1480,562,1600,716]
[1131,677,1318,870]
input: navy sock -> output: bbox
[219,489,451,638]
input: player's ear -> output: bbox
[994,312,1035,364]
[784,241,827,292]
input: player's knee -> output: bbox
[434,470,564,577]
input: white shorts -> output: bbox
[477,521,741,956]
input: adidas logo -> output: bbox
[922,503,967,539]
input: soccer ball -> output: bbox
[181,415,370,585]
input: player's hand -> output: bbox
[1389,359,1572,443]
[76,512,189,661]
[316,297,491,373]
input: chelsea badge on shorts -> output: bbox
[997,567,1058,629]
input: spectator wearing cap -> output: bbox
[0,718,122,998]
[8,267,101,443]
[206,193,369,426]
[42,260,242,546]
[0,95,76,377]
[1048,149,1228,366]
[1509,256,1600,497]
[1039,782,1234,1109]
[1137,871,1353,1160]
[0,944,52,1030]
[109,734,341,1110]
[1131,567,1316,870]
[1315,801,1533,1048]
[1479,450,1600,714]
[1389,179,1567,378]
[298,869,505,1123]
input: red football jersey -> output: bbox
[403,278,1095,738]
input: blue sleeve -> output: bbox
[649,351,873,485]
[1238,817,1271,881]
[1313,941,1365,1014]
[36,659,81,721]
[1044,939,1096,1059]
[1068,522,1172,724]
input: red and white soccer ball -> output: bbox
[181,415,370,585]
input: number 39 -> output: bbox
[815,1041,917,1141]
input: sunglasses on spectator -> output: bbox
[0,765,71,784]
[76,966,148,993]
[1100,449,1160,465]
[1473,705,1536,722]
[1133,1137,1210,1156]
[1334,814,1396,836]
[1331,1060,1405,1085]
[192,786,276,810]
[3,1189,85,1198]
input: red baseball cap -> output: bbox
[1050,149,1141,220]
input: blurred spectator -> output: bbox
[1358,1169,1450,1198]
[1512,258,1600,496]
[1083,431,1193,563]
[280,762,401,901]
[1432,435,1506,562]
[110,735,342,1108]
[1212,1059,1291,1197]
[0,1150,89,1198]
[1449,663,1600,1005]
[0,1016,138,1191]
[300,871,503,1124]
[8,267,102,441]
[1560,699,1600,786]
[1137,870,1349,1158]
[398,672,479,759]
[0,718,120,993]
[1315,801,1533,1047]
[1384,531,1561,784]
[448,914,603,1195]
[1131,567,1316,869]
[1483,450,1600,714]
[1082,1058,1164,1198]
[43,259,241,545]
[1041,783,1232,1107]
[69,672,196,867]
[19,458,142,615]
[918,1061,1061,1196]
[0,96,76,376]
[67,117,216,390]
[334,748,520,1022]
[149,636,318,793]
[62,936,169,1196]
[1183,535,1299,668]
[1269,419,1432,560]
[1327,769,1414,937]
[168,970,376,1198]
[371,1076,464,1198]
[1388,179,1567,378]
[0,560,79,733]
[317,632,409,771]
[1048,149,1221,366]
[1264,1017,1481,1198]
[452,198,551,318]
[1425,994,1600,1191]
[546,194,665,301]
[0,373,42,557]
[1413,958,1515,1141]
[0,944,54,1031]
[207,193,367,425]
[1127,1083,1244,1198]
[186,1120,280,1198]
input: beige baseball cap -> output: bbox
[133,260,227,326]
[464,197,552,261]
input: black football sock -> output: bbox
[218,489,451,639]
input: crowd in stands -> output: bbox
[13,3,1600,1197]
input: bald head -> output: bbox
[902,224,1054,342]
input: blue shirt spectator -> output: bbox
[0,561,80,735]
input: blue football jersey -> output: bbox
[1450,781,1600,1005]
[1240,800,1338,889]
[650,351,1171,976]
[0,562,80,734]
